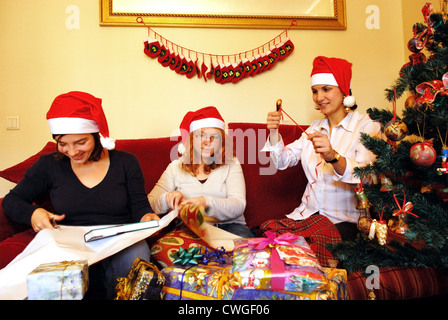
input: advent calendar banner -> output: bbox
[138,17,295,84]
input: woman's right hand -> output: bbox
[31,208,65,232]
[166,190,184,210]
[267,111,282,144]
[267,111,282,130]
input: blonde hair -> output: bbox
[181,128,235,176]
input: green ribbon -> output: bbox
[170,247,203,265]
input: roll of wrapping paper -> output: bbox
[178,204,208,238]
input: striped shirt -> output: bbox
[262,110,381,224]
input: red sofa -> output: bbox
[0,122,446,299]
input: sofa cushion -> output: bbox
[0,138,180,195]
[228,123,308,230]
[0,142,56,184]
[115,137,180,194]
[0,229,36,269]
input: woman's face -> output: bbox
[192,128,222,162]
[56,134,96,164]
[312,84,345,118]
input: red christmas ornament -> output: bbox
[410,141,437,167]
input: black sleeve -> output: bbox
[2,155,53,226]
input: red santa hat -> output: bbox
[310,56,356,108]
[46,91,115,150]
[178,106,225,154]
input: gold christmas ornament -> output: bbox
[355,189,371,210]
[388,213,408,234]
[357,214,373,234]
[380,175,393,192]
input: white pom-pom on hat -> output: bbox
[178,143,186,155]
[343,95,356,108]
[100,137,116,150]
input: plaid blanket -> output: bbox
[261,214,341,267]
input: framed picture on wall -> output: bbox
[100,0,346,30]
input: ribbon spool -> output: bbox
[368,208,387,245]
[369,219,387,245]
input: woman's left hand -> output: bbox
[306,131,335,161]
[179,196,207,209]
[140,213,160,222]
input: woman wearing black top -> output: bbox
[2,91,159,299]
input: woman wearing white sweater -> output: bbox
[148,106,254,238]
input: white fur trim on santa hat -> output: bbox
[311,73,339,87]
[178,143,186,155]
[100,136,116,150]
[48,117,98,135]
[343,95,356,107]
[190,118,225,132]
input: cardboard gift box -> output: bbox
[27,260,88,300]
[232,232,328,293]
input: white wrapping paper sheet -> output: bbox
[201,223,241,252]
[0,209,239,300]
[0,210,177,300]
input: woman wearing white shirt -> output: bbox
[148,106,254,238]
[262,56,381,265]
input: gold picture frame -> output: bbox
[99,0,346,30]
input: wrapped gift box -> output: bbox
[115,258,165,300]
[232,268,347,300]
[162,262,239,300]
[232,233,327,293]
[27,260,88,300]
[161,263,347,300]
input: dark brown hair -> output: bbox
[53,132,104,162]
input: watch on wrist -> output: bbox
[327,151,341,164]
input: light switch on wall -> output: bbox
[6,116,20,130]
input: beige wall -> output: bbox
[0,0,433,196]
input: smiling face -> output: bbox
[312,84,346,119]
[192,128,222,163]
[56,133,97,164]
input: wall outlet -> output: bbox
[6,116,19,130]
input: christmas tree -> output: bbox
[330,3,448,273]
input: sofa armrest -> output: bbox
[0,198,30,242]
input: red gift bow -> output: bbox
[247,232,301,291]
[416,72,448,104]
[393,190,418,217]
[247,231,300,250]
